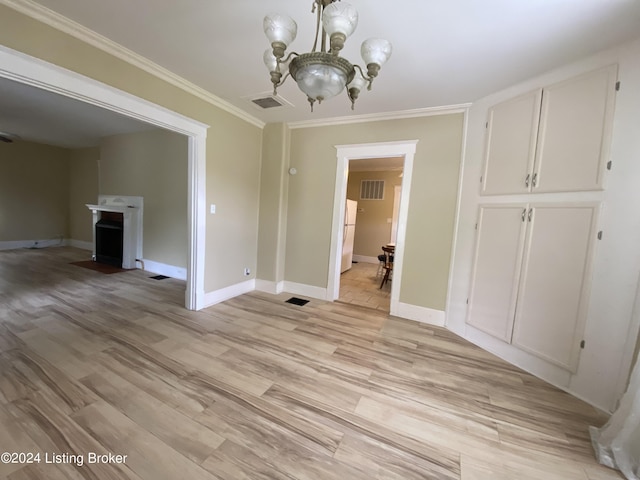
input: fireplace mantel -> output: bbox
[86,195,143,269]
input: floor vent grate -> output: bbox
[285,297,309,306]
[150,275,170,280]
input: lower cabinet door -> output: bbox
[511,203,599,372]
[466,205,527,342]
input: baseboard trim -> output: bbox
[0,240,34,251]
[202,279,256,308]
[353,255,379,264]
[395,302,446,327]
[0,238,65,251]
[282,281,329,301]
[255,279,284,295]
[67,239,93,251]
[141,259,187,281]
[462,326,609,411]
[464,324,572,394]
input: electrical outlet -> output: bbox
[243,267,250,276]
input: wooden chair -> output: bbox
[376,252,386,277]
[379,246,394,288]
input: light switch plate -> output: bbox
[210,204,216,214]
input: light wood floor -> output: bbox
[0,247,621,479]
[339,262,391,311]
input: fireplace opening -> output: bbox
[95,211,124,267]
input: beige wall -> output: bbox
[205,120,263,290]
[0,5,461,309]
[347,170,403,258]
[0,5,264,292]
[100,130,188,268]
[257,123,290,283]
[286,114,464,310]
[0,141,70,242]
[68,147,99,243]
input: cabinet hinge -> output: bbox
[580,340,585,349]
[607,160,612,171]
[616,81,621,91]
[597,231,603,240]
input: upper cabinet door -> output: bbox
[481,90,542,195]
[533,65,618,193]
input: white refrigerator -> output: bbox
[341,199,358,273]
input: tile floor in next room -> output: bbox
[339,261,391,311]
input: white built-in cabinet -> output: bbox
[481,65,618,195]
[467,65,618,372]
[467,203,600,372]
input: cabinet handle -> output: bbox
[532,172,538,187]
[528,208,533,222]
[522,208,527,222]
[525,174,530,188]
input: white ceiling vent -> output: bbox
[245,93,293,111]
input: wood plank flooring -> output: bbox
[0,247,622,479]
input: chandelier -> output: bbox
[263,1,392,111]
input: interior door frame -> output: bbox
[328,140,418,316]
[0,45,209,310]
[391,184,402,244]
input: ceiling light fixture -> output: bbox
[263,1,392,111]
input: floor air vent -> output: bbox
[150,275,169,280]
[285,297,309,306]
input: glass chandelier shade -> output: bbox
[263,1,391,111]
[347,70,367,92]
[347,69,368,108]
[289,53,354,104]
[263,13,297,49]
[361,38,393,68]
[296,63,348,102]
[263,49,278,73]
[322,2,358,39]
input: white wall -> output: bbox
[448,37,640,412]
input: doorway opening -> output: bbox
[338,158,404,311]
[327,140,418,317]
[0,45,208,310]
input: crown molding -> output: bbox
[0,0,265,129]
[287,103,472,129]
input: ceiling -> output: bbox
[1,0,640,148]
[0,76,155,148]
[23,0,640,125]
